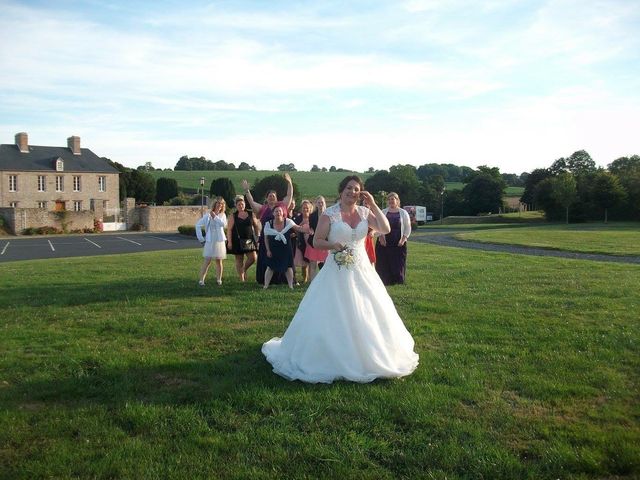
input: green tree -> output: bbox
[156,178,179,205]
[128,170,156,203]
[566,150,597,175]
[252,175,298,206]
[462,174,505,214]
[520,168,551,208]
[277,163,296,171]
[550,173,578,224]
[237,162,255,171]
[591,171,626,223]
[608,155,640,176]
[310,165,320,172]
[388,165,423,204]
[209,178,236,207]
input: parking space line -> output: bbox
[148,236,178,244]
[1,242,8,255]
[84,237,102,248]
[117,236,142,245]
[48,240,55,251]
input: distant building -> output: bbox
[0,132,119,212]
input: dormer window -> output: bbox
[56,158,64,171]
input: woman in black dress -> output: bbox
[226,195,262,282]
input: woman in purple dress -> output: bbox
[375,192,411,285]
[241,173,293,285]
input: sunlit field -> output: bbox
[1,238,638,478]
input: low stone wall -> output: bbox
[137,205,204,232]
[0,201,206,235]
[0,208,95,234]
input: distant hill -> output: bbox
[147,170,523,200]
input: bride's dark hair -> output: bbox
[338,175,364,194]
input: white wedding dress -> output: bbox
[262,204,419,384]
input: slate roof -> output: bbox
[0,144,120,173]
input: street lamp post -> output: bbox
[200,177,206,214]
[440,186,446,225]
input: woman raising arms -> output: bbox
[241,173,294,284]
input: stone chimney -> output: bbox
[15,132,29,153]
[67,135,81,155]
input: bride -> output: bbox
[262,175,419,383]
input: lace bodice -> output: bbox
[324,203,370,247]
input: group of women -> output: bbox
[195,173,411,288]
[197,174,418,384]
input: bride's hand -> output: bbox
[360,191,376,207]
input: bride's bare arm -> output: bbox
[312,215,342,250]
[362,191,390,234]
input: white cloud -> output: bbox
[1,0,638,177]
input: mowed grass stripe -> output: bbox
[0,242,638,479]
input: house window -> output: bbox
[73,200,82,212]
[10,202,18,208]
[98,176,106,192]
[9,175,17,192]
[56,159,64,171]
[56,176,64,192]
[38,201,47,209]
[38,175,46,192]
[73,176,81,192]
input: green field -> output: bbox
[1,232,638,478]
[148,170,374,200]
[148,170,524,200]
[455,223,640,256]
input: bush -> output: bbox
[178,225,196,236]
[37,226,62,235]
[129,223,144,231]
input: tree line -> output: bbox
[110,151,640,223]
[520,150,639,222]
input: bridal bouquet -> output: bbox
[333,245,356,270]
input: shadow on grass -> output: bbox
[1,344,322,410]
[0,277,289,308]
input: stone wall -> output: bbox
[0,200,206,235]
[137,205,204,232]
[0,208,95,234]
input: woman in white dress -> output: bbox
[195,197,228,286]
[262,176,419,384]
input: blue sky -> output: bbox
[1,0,639,174]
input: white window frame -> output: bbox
[9,175,17,192]
[9,201,18,208]
[38,175,46,192]
[56,176,64,192]
[38,201,47,209]
[56,159,64,171]
[73,176,81,192]
[73,200,82,212]
[98,176,106,192]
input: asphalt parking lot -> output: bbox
[0,233,200,263]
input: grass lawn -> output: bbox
[454,222,640,256]
[1,242,638,479]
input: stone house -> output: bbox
[0,132,120,213]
